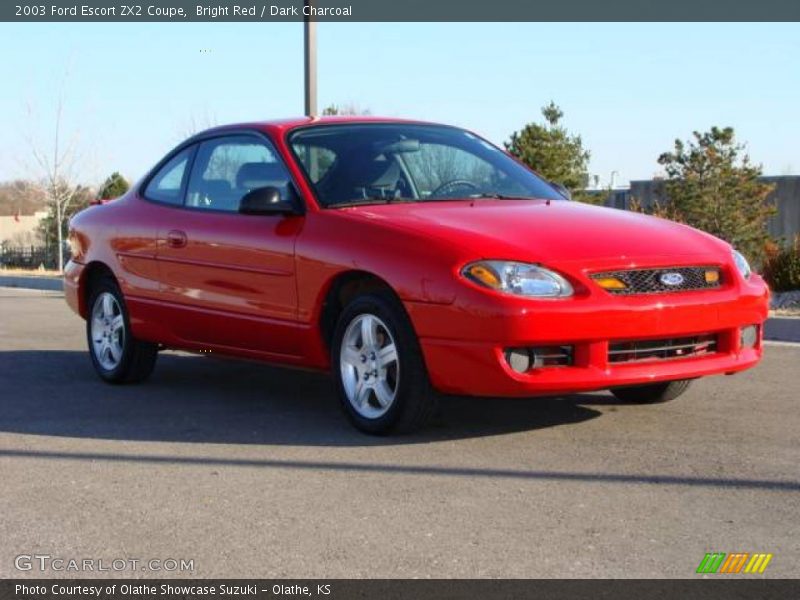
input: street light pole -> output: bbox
[304,2,317,117]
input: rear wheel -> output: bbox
[87,276,158,384]
[610,379,692,404]
[332,292,437,434]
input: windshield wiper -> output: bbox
[330,196,417,208]
[468,192,538,200]
[330,193,538,208]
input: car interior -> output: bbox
[187,160,293,212]
[318,153,412,203]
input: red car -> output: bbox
[64,117,769,434]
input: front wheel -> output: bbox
[87,276,158,384]
[332,292,438,435]
[610,379,692,404]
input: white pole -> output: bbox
[304,2,317,117]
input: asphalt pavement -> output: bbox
[0,288,798,578]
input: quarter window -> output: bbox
[143,147,193,205]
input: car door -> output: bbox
[154,134,304,357]
[120,145,195,303]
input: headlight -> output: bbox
[462,261,574,298]
[732,249,751,280]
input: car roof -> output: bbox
[192,116,444,138]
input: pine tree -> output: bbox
[97,171,130,200]
[505,102,594,202]
[656,127,774,263]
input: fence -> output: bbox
[625,176,800,242]
[0,244,68,270]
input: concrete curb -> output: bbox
[764,317,800,344]
[0,275,63,291]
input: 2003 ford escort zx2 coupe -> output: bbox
[64,117,769,434]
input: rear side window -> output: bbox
[143,147,193,205]
[186,136,293,212]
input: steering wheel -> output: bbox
[430,179,479,198]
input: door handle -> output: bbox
[166,230,187,249]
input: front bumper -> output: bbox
[406,275,769,397]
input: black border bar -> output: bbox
[4,0,800,22]
[2,580,800,600]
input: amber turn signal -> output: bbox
[705,269,720,284]
[465,263,502,289]
[594,276,627,291]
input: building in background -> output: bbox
[600,175,800,241]
[0,210,47,247]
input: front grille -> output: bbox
[609,334,718,364]
[592,266,721,295]
[532,345,574,367]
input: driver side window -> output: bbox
[186,136,293,212]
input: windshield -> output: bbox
[288,123,564,207]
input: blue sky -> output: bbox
[1,22,798,187]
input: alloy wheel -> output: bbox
[339,313,400,419]
[90,292,125,371]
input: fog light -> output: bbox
[740,325,758,349]
[504,345,574,372]
[505,348,531,373]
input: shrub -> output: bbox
[628,196,683,222]
[762,236,800,292]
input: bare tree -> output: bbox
[178,110,219,139]
[25,93,81,272]
[322,103,371,116]
[0,180,47,216]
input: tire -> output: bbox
[610,379,692,404]
[331,292,438,434]
[86,275,158,384]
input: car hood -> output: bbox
[341,199,728,264]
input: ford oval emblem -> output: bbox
[659,272,685,286]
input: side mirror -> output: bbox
[239,186,300,216]
[550,182,572,201]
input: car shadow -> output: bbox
[0,350,619,447]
